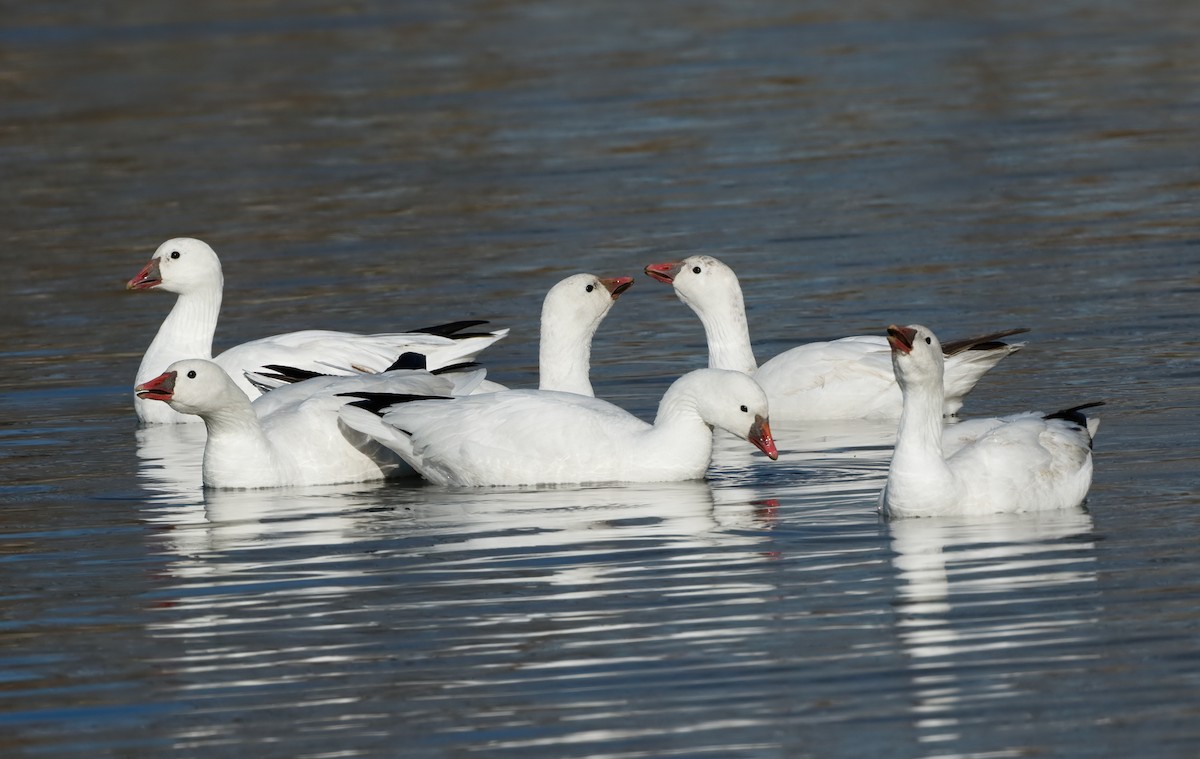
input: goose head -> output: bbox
[127,238,224,295]
[644,255,742,315]
[887,323,945,390]
[135,358,243,418]
[671,369,778,460]
[541,273,634,333]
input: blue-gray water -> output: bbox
[2,1,1198,757]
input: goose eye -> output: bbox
[740,405,748,413]
[925,337,932,344]
[170,251,181,259]
[692,266,702,274]
[187,370,197,379]
[585,284,595,293]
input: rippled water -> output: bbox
[2,1,1199,757]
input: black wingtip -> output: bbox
[260,364,328,384]
[382,354,485,374]
[432,361,482,375]
[339,391,452,416]
[941,328,1031,356]
[385,352,429,372]
[412,320,494,338]
[1044,400,1105,432]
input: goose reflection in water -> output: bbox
[134,437,787,588]
[135,423,206,500]
[887,508,1099,749]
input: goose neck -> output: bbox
[199,401,280,487]
[648,385,715,469]
[891,377,954,491]
[688,288,757,373]
[538,311,596,396]
[138,287,222,383]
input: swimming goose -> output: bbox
[879,324,1100,518]
[644,255,1025,421]
[246,271,634,397]
[337,368,779,487]
[134,358,480,488]
[128,237,507,423]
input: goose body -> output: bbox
[338,368,779,487]
[879,324,1099,518]
[245,272,633,399]
[128,237,507,423]
[644,255,1025,421]
[134,359,474,488]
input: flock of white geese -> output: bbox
[130,238,1100,517]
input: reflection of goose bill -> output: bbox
[708,481,787,530]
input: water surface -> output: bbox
[2,1,1198,757]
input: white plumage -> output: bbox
[243,271,633,398]
[534,272,633,395]
[128,237,507,423]
[134,358,481,488]
[338,368,779,487]
[644,255,1025,421]
[879,324,1100,518]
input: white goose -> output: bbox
[128,237,507,424]
[534,272,633,395]
[134,358,482,489]
[879,324,1100,518]
[338,368,779,487]
[248,271,635,398]
[644,255,1026,421]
